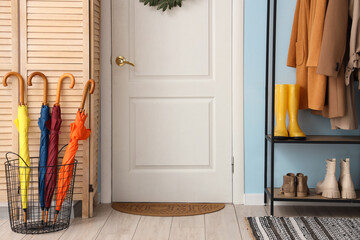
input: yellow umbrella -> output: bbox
[3,72,30,225]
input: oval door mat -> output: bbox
[111,202,225,217]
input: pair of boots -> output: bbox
[316,158,356,199]
[274,84,306,140]
[280,173,309,197]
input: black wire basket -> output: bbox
[4,145,77,234]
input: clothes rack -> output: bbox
[264,0,360,215]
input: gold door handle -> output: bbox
[115,56,135,67]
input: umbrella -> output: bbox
[27,72,50,224]
[44,73,75,223]
[53,79,94,224]
[3,72,30,225]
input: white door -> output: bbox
[112,0,233,202]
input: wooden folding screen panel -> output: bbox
[89,0,101,218]
[0,0,100,218]
[0,0,19,202]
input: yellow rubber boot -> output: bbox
[274,84,288,139]
[288,84,306,140]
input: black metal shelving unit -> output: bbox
[264,0,360,215]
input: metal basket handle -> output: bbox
[58,144,68,155]
[5,152,29,167]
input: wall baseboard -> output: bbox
[244,194,265,205]
[244,194,360,207]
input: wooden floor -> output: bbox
[1,204,360,240]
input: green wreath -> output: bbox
[139,0,183,12]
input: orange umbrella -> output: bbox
[53,79,94,224]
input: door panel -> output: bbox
[130,97,213,168]
[112,0,232,202]
[132,0,209,76]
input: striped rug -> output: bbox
[247,216,360,240]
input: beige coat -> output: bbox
[314,0,348,120]
[287,0,327,110]
[330,0,359,130]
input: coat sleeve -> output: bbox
[345,0,360,86]
[307,0,327,67]
[287,0,300,68]
[317,0,349,77]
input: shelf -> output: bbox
[265,135,360,144]
[266,188,360,203]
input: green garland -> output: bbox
[139,0,183,12]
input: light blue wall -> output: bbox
[244,0,360,194]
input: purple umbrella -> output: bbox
[44,73,75,223]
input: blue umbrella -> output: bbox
[28,72,50,224]
[38,105,50,220]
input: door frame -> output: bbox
[100,0,244,204]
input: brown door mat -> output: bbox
[111,202,225,217]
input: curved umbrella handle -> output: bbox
[2,72,25,105]
[5,152,29,167]
[55,73,75,107]
[27,72,48,106]
[79,79,95,111]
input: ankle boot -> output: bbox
[316,159,340,198]
[296,173,309,197]
[280,173,295,197]
[287,84,306,140]
[274,84,289,139]
[339,158,356,199]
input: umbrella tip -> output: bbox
[23,209,27,226]
[45,210,49,223]
[41,209,44,224]
[53,212,59,226]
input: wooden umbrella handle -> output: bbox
[79,79,95,111]
[55,73,75,106]
[2,72,25,105]
[27,72,48,106]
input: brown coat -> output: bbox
[307,0,328,110]
[287,0,309,109]
[287,0,327,110]
[314,0,349,121]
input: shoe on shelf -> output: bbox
[280,173,296,197]
[339,158,356,199]
[287,84,306,140]
[296,173,309,197]
[274,84,289,139]
[315,159,340,199]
